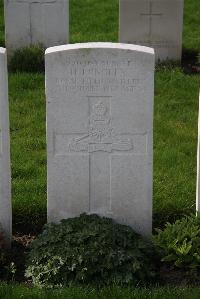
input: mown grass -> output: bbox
[9,73,46,232]
[183,0,200,54]
[1,284,200,299]
[154,68,199,226]
[9,69,200,232]
[0,0,198,231]
[0,0,200,297]
[70,0,118,43]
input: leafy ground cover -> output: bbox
[25,214,156,287]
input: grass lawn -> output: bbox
[0,284,200,299]
[9,69,200,232]
[0,0,199,231]
[0,0,199,232]
[0,0,199,297]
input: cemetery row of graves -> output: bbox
[0,0,199,295]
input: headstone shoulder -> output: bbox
[45,42,155,55]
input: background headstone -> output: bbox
[0,48,11,246]
[4,0,69,55]
[196,92,200,213]
[46,43,154,237]
[119,0,184,62]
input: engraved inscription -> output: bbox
[69,101,133,153]
[55,59,140,94]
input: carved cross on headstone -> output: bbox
[16,0,56,44]
[141,1,163,45]
[54,96,147,215]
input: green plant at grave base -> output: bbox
[0,251,16,281]
[9,45,45,73]
[154,214,200,277]
[25,214,156,288]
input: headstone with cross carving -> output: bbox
[4,0,69,55]
[0,48,11,247]
[46,43,155,237]
[119,0,184,62]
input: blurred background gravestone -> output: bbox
[4,0,69,55]
[119,0,184,62]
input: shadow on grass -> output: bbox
[153,208,195,230]
[13,208,46,235]
[9,45,45,73]
[182,48,200,75]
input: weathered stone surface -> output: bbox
[4,0,69,55]
[46,43,154,237]
[119,0,184,62]
[0,48,11,246]
[196,92,200,212]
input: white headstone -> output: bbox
[0,48,11,246]
[4,0,69,55]
[119,0,184,62]
[196,92,200,213]
[46,43,154,237]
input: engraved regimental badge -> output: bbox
[69,101,133,153]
